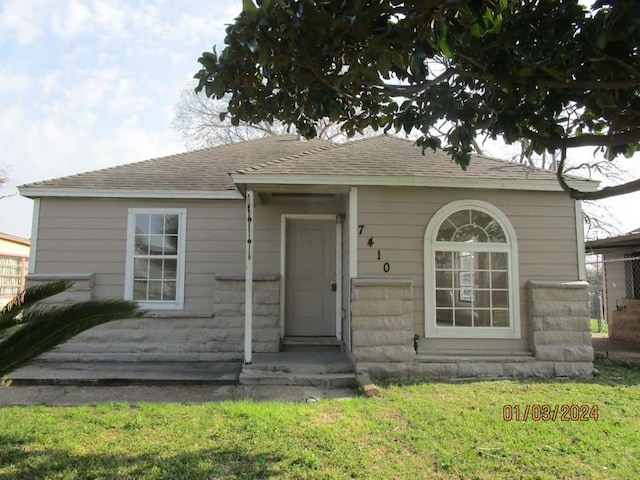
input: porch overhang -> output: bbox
[232,181,350,198]
[230,173,599,195]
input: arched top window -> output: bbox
[424,200,520,339]
[436,209,506,243]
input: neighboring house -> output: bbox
[19,135,597,379]
[0,232,30,308]
[586,229,640,343]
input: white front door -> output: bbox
[285,219,336,336]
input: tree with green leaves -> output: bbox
[0,281,142,380]
[195,0,640,200]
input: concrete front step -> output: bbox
[239,351,356,387]
[281,336,342,351]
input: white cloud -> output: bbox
[0,0,49,44]
[0,71,31,94]
[92,0,127,36]
[0,0,242,239]
[51,0,92,37]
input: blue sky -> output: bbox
[0,0,241,238]
[1,0,638,240]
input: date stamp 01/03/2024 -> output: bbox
[502,404,599,422]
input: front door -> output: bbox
[285,219,336,336]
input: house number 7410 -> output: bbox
[359,224,391,273]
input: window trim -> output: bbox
[124,208,187,310]
[424,200,521,339]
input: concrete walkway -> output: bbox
[0,360,359,406]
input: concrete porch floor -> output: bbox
[6,361,243,386]
[7,350,356,386]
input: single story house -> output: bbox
[0,232,30,308]
[19,135,597,379]
[586,229,640,343]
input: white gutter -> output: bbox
[18,187,243,200]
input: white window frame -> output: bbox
[124,208,187,310]
[424,200,520,339]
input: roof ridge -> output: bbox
[235,133,407,174]
[236,141,343,174]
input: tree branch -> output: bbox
[523,127,640,149]
[535,78,640,90]
[557,147,640,200]
[377,69,455,96]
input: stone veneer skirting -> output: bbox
[26,273,594,379]
[351,278,594,380]
[27,273,280,362]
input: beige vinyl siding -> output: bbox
[357,186,579,353]
[35,195,346,315]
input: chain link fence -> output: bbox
[585,254,640,360]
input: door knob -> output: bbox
[331,280,337,292]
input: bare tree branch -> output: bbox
[557,147,640,200]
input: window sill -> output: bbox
[426,327,521,339]
[136,302,184,311]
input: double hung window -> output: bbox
[125,209,186,309]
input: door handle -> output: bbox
[331,281,337,292]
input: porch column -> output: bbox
[244,189,255,364]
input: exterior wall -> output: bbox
[528,280,593,376]
[31,195,345,361]
[352,278,593,380]
[602,251,629,322]
[28,265,279,363]
[34,196,344,313]
[356,186,580,354]
[351,278,415,363]
[27,273,94,303]
[212,275,281,354]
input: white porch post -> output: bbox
[347,187,358,352]
[244,190,255,364]
[335,215,343,341]
[575,200,586,281]
[349,187,358,279]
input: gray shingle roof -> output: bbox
[21,135,333,192]
[20,134,596,195]
[236,135,572,182]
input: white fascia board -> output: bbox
[231,174,600,192]
[18,187,243,199]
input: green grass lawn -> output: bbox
[591,318,609,334]
[1,361,639,479]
